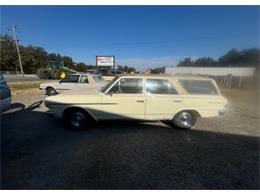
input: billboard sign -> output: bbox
[96,56,115,67]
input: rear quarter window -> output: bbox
[178,79,218,95]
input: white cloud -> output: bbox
[117,56,199,71]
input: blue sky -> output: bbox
[1,6,259,70]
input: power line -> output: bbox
[109,33,258,46]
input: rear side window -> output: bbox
[146,79,178,95]
[179,79,218,95]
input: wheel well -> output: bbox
[63,107,96,121]
[46,86,55,90]
[174,110,201,118]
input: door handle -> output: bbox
[136,100,144,103]
[173,100,182,103]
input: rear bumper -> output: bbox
[218,109,226,116]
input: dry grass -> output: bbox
[10,83,40,96]
[221,88,259,117]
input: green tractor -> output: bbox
[37,61,77,79]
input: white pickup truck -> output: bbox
[40,73,107,96]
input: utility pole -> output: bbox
[11,25,24,76]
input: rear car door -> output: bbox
[145,78,182,120]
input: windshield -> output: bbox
[100,76,119,93]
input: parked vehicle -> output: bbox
[44,75,228,130]
[0,73,11,112]
[39,73,107,96]
[97,69,122,81]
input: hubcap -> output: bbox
[50,89,55,94]
[179,112,193,128]
[48,88,56,95]
[70,112,86,128]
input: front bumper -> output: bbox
[46,110,55,117]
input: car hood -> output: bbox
[45,91,103,105]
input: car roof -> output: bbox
[117,74,212,80]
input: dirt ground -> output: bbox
[1,86,259,189]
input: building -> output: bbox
[165,67,255,77]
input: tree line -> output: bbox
[0,34,96,74]
[177,48,260,69]
[150,48,259,74]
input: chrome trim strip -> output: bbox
[47,102,118,106]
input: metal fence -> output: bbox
[206,75,255,89]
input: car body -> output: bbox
[0,73,11,113]
[44,75,228,130]
[39,73,107,96]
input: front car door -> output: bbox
[144,78,182,120]
[58,75,79,92]
[101,77,145,120]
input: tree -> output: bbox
[150,67,165,74]
[193,57,217,67]
[218,49,242,66]
[47,53,62,64]
[0,34,18,71]
[177,57,193,67]
[177,48,260,69]
[19,45,48,73]
[117,65,136,73]
[62,56,74,69]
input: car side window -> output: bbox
[146,79,178,95]
[61,75,79,83]
[80,76,89,83]
[178,79,218,95]
[109,78,143,94]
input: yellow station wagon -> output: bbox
[44,75,228,130]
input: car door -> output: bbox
[145,78,182,120]
[77,75,91,88]
[101,77,145,120]
[58,75,79,91]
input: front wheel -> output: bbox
[172,111,197,129]
[64,110,94,130]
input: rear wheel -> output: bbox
[46,87,57,96]
[172,111,197,129]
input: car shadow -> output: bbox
[1,102,259,190]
